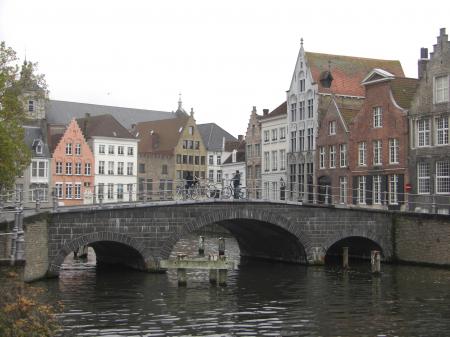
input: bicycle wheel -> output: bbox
[222,186,232,199]
[176,186,186,200]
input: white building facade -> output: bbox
[91,137,138,203]
[260,106,288,201]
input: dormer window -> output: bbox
[36,142,43,154]
[329,121,336,135]
[28,100,34,112]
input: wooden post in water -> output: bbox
[177,268,187,286]
[371,250,381,274]
[198,236,205,256]
[218,237,225,256]
[342,247,349,269]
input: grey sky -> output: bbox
[1,0,448,137]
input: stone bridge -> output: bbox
[38,200,396,277]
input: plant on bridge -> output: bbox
[0,271,61,337]
[0,41,47,190]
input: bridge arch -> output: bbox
[48,231,154,275]
[159,207,313,264]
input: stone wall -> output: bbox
[23,214,49,282]
[394,212,450,265]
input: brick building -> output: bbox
[408,28,450,214]
[245,106,263,199]
[349,69,417,210]
[316,96,362,205]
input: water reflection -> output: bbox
[36,233,450,337]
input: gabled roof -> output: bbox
[390,77,419,110]
[46,100,175,129]
[305,52,404,97]
[361,68,395,84]
[197,123,237,151]
[334,96,364,126]
[76,114,136,140]
[261,101,287,120]
[135,115,189,155]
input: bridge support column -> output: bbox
[308,247,325,265]
[209,269,217,284]
[371,250,381,274]
[218,269,227,286]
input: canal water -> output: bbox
[36,233,450,337]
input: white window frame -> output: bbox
[340,144,347,167]
[264,130,270,142]
[264,151,270,172]
[75,143,81,155]
[329,145,336,168]
[65,143,72,155]
[85,162,91,176]
[389,139,399,164]
[373,106,382,128]
[417,119,431,147]
[389,174,399,205]
[290,103,297,122]
[56,161,62,175]
[436,160,450,194]
[339,176,347,204]
[280,150,286,170]
[434,75,449,104]
[299,101,305,120]
[75,162,82,175]
[65,183,73,199]
[436,116,449,146]
[74,183,82,199]
[373,175,381,204]
[358,142,366,166]
[99,144,105,154]
[417,162,430,194]
[127,162,134,176]
[373,140,382,166]
[329,121,336,135]
[272,151,278,171]
[55,183,63,199]
[65,162,72,175]
[357,176,366,205]
[319,146,325,169]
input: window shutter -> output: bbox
[398,174,405,204]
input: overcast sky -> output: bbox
[1,0,448,137]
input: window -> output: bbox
[389,174,399,204]
[55,161,62,174]
[436,116,449,145]
[189,156,193,164]
[389,139,399,164]
[182,155,188,164]
[28,100,34,112]
[289,164,296,199]
[339,177,347,204]
[55,183,63,199]
[264,130,270,142]
[75,143,81,155]
[217,156,221,165]
[65,143,72,155]
[107,183,114,200]
[118,146,124,155]
[417,119,431,147]
[65,162,72,175]
[99,144,105,154]
[319,147,325,169]
[209,155,214,165]
[329,145,336,168]
[254,144,261,156]
[208,170,214,182]
[201,156,206,165]
[290,103,297,122]
[373,107,382,128]
[138,163,145,173]
[272,151,278,171]
[299,130,304,151]
[187,140,193,149]
[85,163,91,176]
[118,162,124,175]
[117,184,123,200]
[98,183,104,200]
[373,140,382,166]
[271,129,278,141]
[162,164,168,175]
[74,183,81,199]
[217,170,222,183]
[435,75,449,104]
[75,162,82,175]
[299,101,305,120]
[127,147,134,156]
[358,142,366,166]
[127,184,133,199]
[127,162,134,175]
[247,145,253,158]
[65,183,73,199]
[299,79,305,92]
[307,99,313,119]
[280,127,286,140]
[108,161,114,175]
[182,140,188,149]
[357,176,366,205]
[35,142,42,154]
[436,161,450,194]
[98,161,105,174]
[195,156,200,165]
[264,152,270,172]
[329,121,336,135]
[307,128,313,150]
[194,141,200,149]
[290,131,297,152]
[373,175,381,204]
[417,162,430,194]
[280,150,286,170]
[175,154,181,164]
[339,144,347,167]
[188,126,194,135]
[31,160,48,178]
[108,145,114,154]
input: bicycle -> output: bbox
[222,183,246,199]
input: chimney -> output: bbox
[252,106,257,114]
[418,47,429,80]
[238,135,243,141]
[263,109,269,116]
[222,136,226,151]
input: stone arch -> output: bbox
[158,207,313,261]
[321,228,391,260]
[48,231,151,275]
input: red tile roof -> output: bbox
[261,101,287,120]
[306,52,404,97]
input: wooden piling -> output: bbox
[198,236,205,256]
[371,250,381,274]
[343,247,349,269]
[177,268,187,286]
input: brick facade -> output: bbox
[245,107,262,199]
